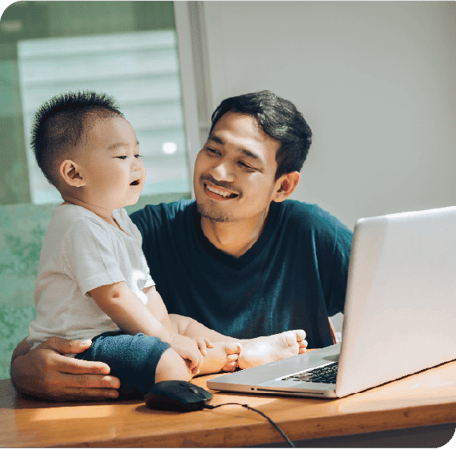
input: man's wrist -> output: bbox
[10,354,31,393]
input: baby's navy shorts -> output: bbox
[76,331,170,396]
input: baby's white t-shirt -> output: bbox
[27,204,154,349]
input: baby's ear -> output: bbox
[59,160,85,187]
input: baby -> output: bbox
[27,91,307,399]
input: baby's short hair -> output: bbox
[31,91,123,188]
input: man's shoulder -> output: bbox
[130,199,195,228]
[278,200,353,248]
[280,200,346,229]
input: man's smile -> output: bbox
[203,181,239,201]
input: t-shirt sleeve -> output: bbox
[60,219,125,296]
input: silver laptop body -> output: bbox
[208,206,456,398]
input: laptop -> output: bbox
[208,206,456,398]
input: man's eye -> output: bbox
[239,161,254,170]
[206,147,219,155]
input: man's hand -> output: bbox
[10,337,121,401]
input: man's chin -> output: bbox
[197,203,233,223]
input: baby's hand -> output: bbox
[170,335,203,373]
[195,337,214,356]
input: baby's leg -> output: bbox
[238,330,307,370]
[197,342,242,375]
[155,347,193,383]
[76,331,188,395]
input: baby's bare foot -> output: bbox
[197,342,242,375]
[238,330,307,370]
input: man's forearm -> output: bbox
[10,338,32,390]
[11,338,31,362]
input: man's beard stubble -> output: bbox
[196,202,234,223]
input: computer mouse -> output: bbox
[144,380,213,412]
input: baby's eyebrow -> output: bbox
[107,140,140,150]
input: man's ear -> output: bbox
[59,160,85,188]
[273,171,300,203]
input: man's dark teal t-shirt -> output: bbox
[130,199,352,349]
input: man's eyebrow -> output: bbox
[107,140,140,150]
[207,135,261,161]
[239,148,261,161]
[207,135,224,146]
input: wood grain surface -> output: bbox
[1,359,456,447]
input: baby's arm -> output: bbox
[90,282,202,371]
[168,314,243,373]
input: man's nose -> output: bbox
[210,162,235,182]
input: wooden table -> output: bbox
[1,360,456,447]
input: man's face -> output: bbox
[193,111,284,223]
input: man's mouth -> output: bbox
[204,182,239,200]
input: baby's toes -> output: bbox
[294,329,306,342]
[222,356,239,372]
[225,342,242,355]
[282,330,300,347]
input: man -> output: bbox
[10,90,352,401]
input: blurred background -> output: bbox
[1,1,455,378]
[1,1,190,205]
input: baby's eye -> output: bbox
[135,154,143,158]
[116,156,127,160]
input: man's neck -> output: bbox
[200,209,269,258]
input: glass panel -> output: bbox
[0,1,191,205]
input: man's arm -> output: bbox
[10,337,121,401]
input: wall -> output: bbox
[198,1,456,229]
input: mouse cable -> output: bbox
[204,402,295,448]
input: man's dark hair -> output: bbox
[210,90,312,180]
[31,91,123,187]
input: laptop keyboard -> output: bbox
[280,362,338,384]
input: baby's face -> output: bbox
[77,115,146,211]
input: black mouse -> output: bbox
[144,380,213,412]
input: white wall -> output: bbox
[196,1,456,229]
